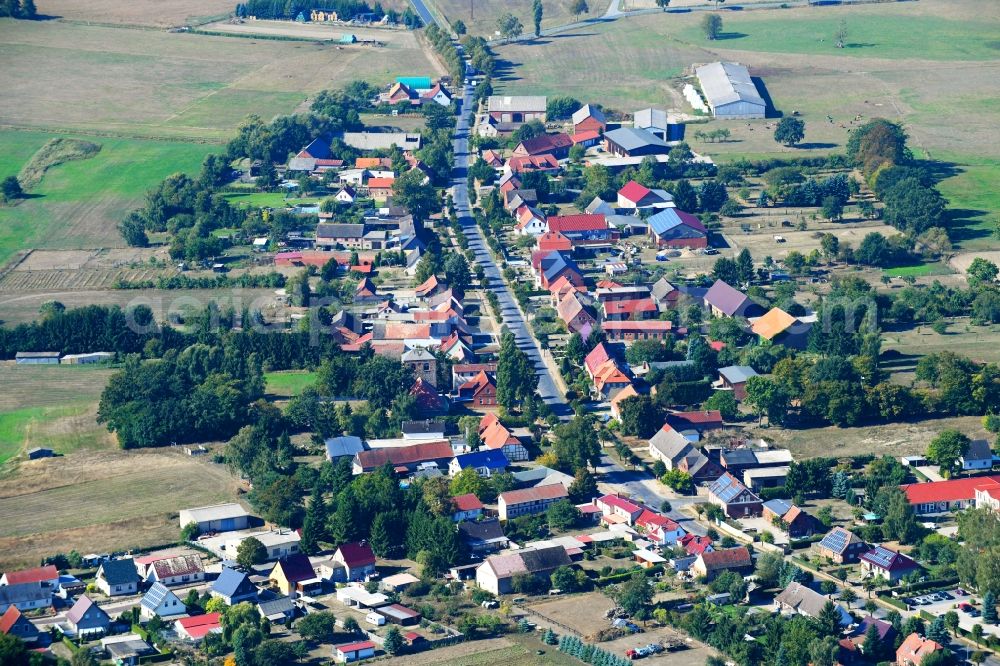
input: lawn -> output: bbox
[223,192,321,209]
[0,130,216,266]
[935,155,1000,250]
[265,370,318,397]
[882,262,953,278]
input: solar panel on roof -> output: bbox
[864,547,896,568]
[821,529,848,553]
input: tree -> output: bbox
[299,481,328,555]
[496,330,538,410]
[617,396,661,438]
[927,430,970,477]
[236,536,267,570]
[927,615,949,644]
[118,212,149,247]
[547,500,581,531]
[774,117,806,147]
[661,469,694,494]
[383,626,404,655]
[71,650,99,666]
[744,376,789,425]
[1,175,23,202]
[551,565,581,592]
[655,0,671,8]
[821,196,844,222]
[701,13,722,40]
[816,600,843,637]
[497,12,524,42]
[698,180,728,212]
[570,0,588,16]
[967,257,999,286]
[839,587,857,608]
[704,390,739,421]
[19,0,35,18]
[296,611,337,643]
[568,468,598,504]
[443,253,471,292]
[392,169,439,222]
[0,634,29,666]
[532,0,543,36]
[552,415,600,472]
[862,622,884,660]
[615,571,654,615]
[181,522,200,541]
[972,623,984,646]
[984,591,997,624]
[450,467,486,498]
[452,19,466,34]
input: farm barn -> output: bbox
[695,62,766,120]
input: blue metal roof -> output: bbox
[709,473,750,503]
[141,582,175,610]
[453,449,509,470]
[647,208,706,237]
[763,499,792,516]
[212,567,254,598]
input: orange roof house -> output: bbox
[896,633,943,666]
[751,307,797,340]
[610,384,640,420]
[459,370,498,407]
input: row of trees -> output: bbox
[0,0,36,19]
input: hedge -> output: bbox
[595,565,663,587]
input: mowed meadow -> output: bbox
[495,0,1000,248]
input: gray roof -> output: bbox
[964,439,993,462]
[763,499,792,516]
[258,596,296,617]
[709,473,758,504]
[775,582,852,625]
[100,559,139,586]
[651,278,677,302]
[141,582,181,612]
[518,545,572,573]
[718,366,758,384]
[512,466,574,488]
[704,279,749,315]
[604,127,668,152]
[401,347,436,362]
[458,519,507,543]
[585,197,615,216]
[317,223,365,239]
[634,108,668,131]
[0,582,50,607]
[341,132,421,151]
[66,595,109,626]
[401,419,445,435]
[212,567,257,600]
[695,62,765,110]
[325,436,365,460]
[106,639,155,660]
[487,95,547,113]
[649,427,692,463]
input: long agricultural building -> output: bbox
[695,62,766,120]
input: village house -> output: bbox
[332,542,377,582]
[458,519,510,555]
[498,484,569,521]
[592,358,633,400]
[751,307,811,349]
[479,414,530,462]
[452,362,497,388]
[225,530,300,562]
[513,133,573,160]
[175,613,222,642]
[849,616,898,656]
[774,581,852,626]
[515,205,548,236]
[814,527,867,564]
[762,499,818,538]
[67,596,111,638]
[211,568,258,606]
[617,180,674,211]
[961,439,994,472]
[602,320,674,343]
[475,545,572,595]
[715,365,759,401]
[692,546,753,580]
[0,583,51,615]
[704,280,764,319]
[0,565,58,589]
[708,473,762,518]
[333,639,376,663]
[546,214,612,245]
[352,440,454,475]
[457,370,498,406]
[604,127,669,157]
[609,384,640,421]
[634,509,686,546]
[449,450,509,478]
[96,559,140,597]
[594,494,645,526]
[258,596,297,624]
[315,223,367,249]
[136,553,205,587]
[860,546,921,583]
[557,291,598,338]
[667,410,724,436]
[140,583,186,620]
[0,607,39,644]
[648,208,708,249]
[901,475,1000,514]
[270,554,320,597]
[648,426,722,483]
[896,633,943,666]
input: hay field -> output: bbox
[0,448,239,569]
[496,0,1000,246]
[424,0,592,35]
[0,20,438,141]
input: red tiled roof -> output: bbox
[571,130,601,144]
[547,214,607,233]
[454,363,497,374]
[600,321,673,332]
[604,298,657,316]
[336,542,376,568]
[2,565,57,586]
[597,494,643,515]
[901,475,1000,505]
[670,410,723,425]
[453,493,484,512]
[584,343,611,376]
[508,154,560,173]
[367,177,395,189]
[618,180,651,203]
[336,640,375,654]
[516,133,572,155]
[355,440,453,470]
[0,607,25,634]
[699,546,751,570]
[499,484,568,506]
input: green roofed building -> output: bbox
[339,33,357,44]
[397,76,432,90]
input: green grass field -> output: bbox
[265,370,317,397]
[0,130,216,265]
[223,192,320,209]
[0,404,107,465]
[882,262,953,278]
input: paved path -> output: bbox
[451,76,572,418]
[409,0,435,27]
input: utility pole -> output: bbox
[470,0,474,21]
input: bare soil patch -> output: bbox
[35,0,235,27]
[525,591,616,638]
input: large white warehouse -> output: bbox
[695,62,766,120]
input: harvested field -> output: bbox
[35,0,235,26]
[424,0,591,34]
[0,287,279,326]
[0,364,112,412]
[0,21,438,141]
[202,20,419,45]
[0,447,239,570]
[525,592,616,638]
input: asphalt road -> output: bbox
[409,0,434,26]
[450,76,572,418]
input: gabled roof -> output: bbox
[151,555,204,580]
[584,342,612,376]
[176,613,221,639]
[355,440,453,470]
[453,493,485,512]
[775,581,851,625]
[818,527,864,555]
[635,509,680,532]
[298,138,331,159]
[897,633,942,665]
[453,449,509,471]
[964,438,993,462]
[212,567,256,599]
[598,494,644,516]
[604,298,657,317]
[634,108,668,131]
[460,370,496,396]
[508,154,560,174]
[1,565,57,585]
[572,104,606,126]
[901,475,1000,505]
[547,214,608,234]
[66,595,108,626]
[336,542,377,569]
[272,554,315,584]
[649,208,706,238]
[487,95,547,113]
[718,365,758,384]
[709,473,759,504]
[604,127,668,152]
[861,546,919,573]
[704,280,750,316]
[258,596,296,617]
[499,484,568,506]
[695,62,765,109]
[515,133,572,155]
[752,307,797,340]
[458,519,506,543]
[698,546,751,571]
[0,583,50,609]
[557,291,592,325]
[141,582,180,611]
[618,180,651,204]
[0,606,35,636]
[100,559,139,586]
